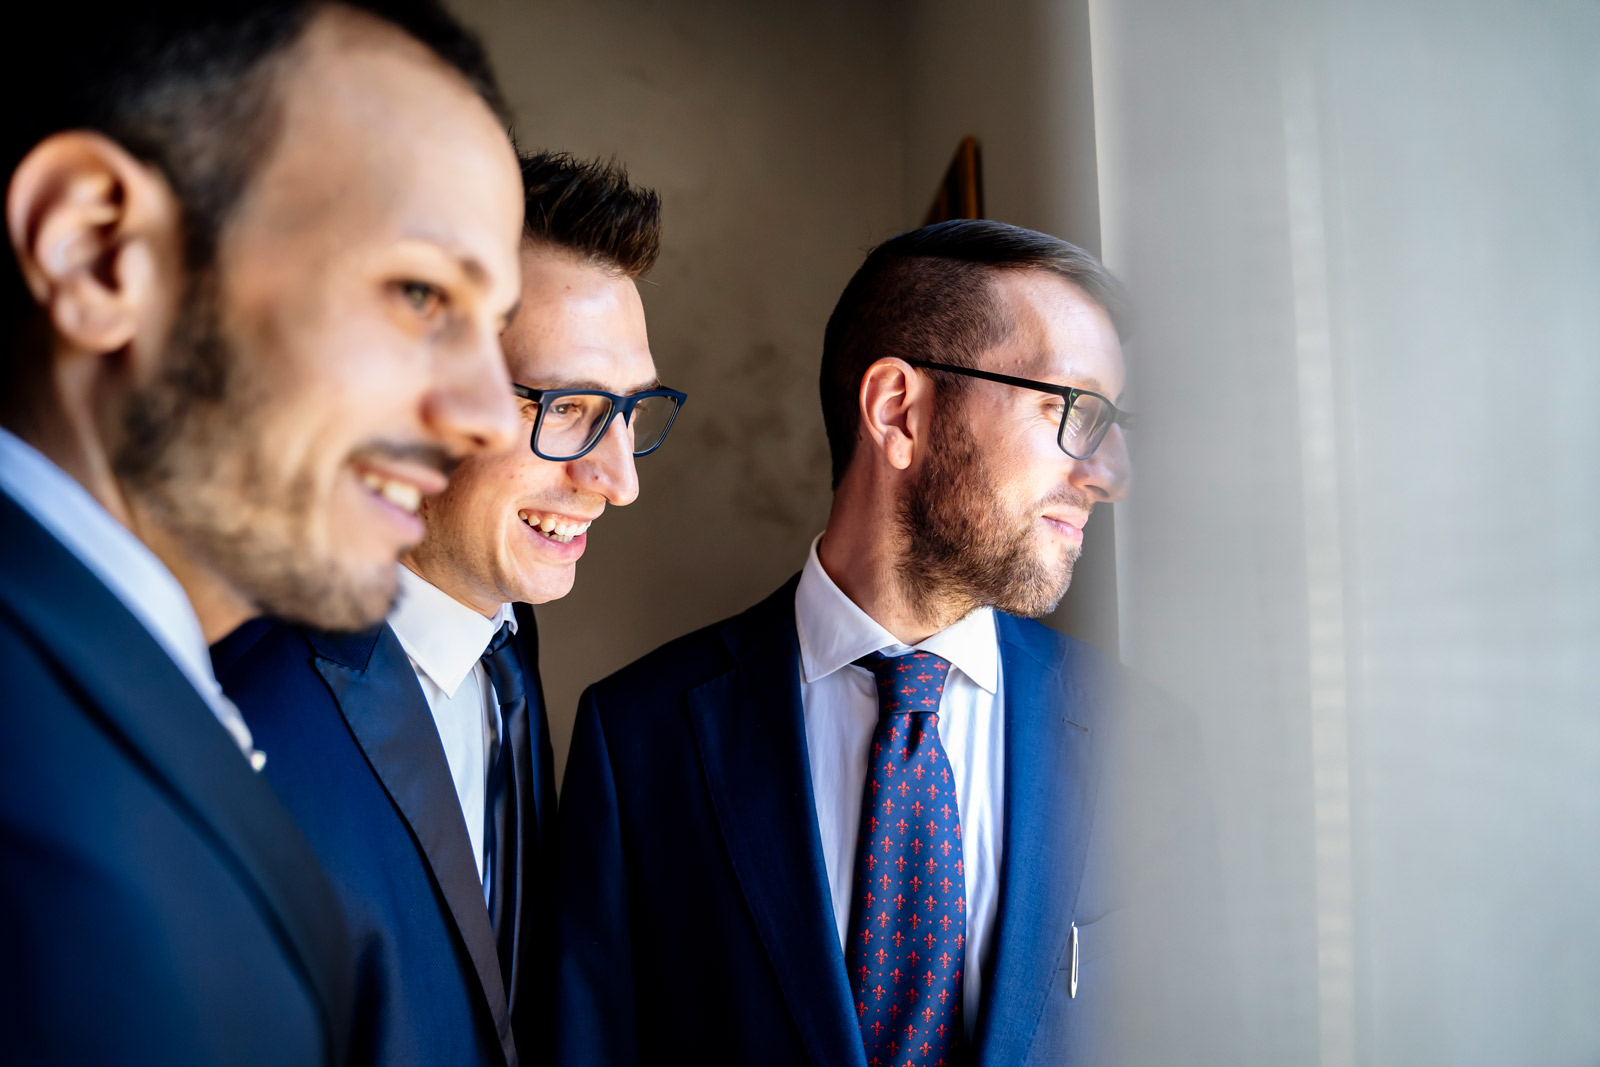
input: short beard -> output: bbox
[895,405,1082,622]
[112,269,395,631]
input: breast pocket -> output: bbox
[1025,911,1128,1065]
[1073,908,1126,975]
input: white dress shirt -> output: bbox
[794,534,1005,1037]
[388,564,515,897]
[0,428,260,767]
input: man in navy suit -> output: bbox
[556,219,1155,1065]
[0,3,526,1063]
[216,153,684,1067]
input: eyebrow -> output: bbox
[438,245,522,329]
[523,376,663,395]
[1060,374,1110,396]
[1029,353,1110,397]
[497,298,522,333]
[397,234,505,297]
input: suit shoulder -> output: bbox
[214,617,388,684]
[213,620,352,737]
[998,613,1125,682]
[212,617,307,679]
[587,613,738,711]
[1000,617,1200,748]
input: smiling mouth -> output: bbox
[358,470,424,514]
[518,510,593,544]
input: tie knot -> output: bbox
[480,621,524,707]
[854,649,953,717]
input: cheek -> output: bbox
[439,456,525,523]
[254,279,431,451]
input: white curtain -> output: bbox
[1091,0,1600,1062]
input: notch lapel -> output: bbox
[0,492,350,1062]
[970,619,1103,1065]
[511,604,555,848]
[311,627,517,1067]
[686,579,868,1067]
[508,605,556,1009]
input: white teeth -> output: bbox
[381,481,421,514]
[360,471,422,515]
[518,510,592,544]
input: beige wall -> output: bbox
[452,0,1108,780]
[454,0,909,777]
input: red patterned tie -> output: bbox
[846,650,965,1067]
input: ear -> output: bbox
[856,357,933,472]
[6,131,184,361]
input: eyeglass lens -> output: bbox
[1060,394,1115,459]
[626,395,680,454]
[534,393,679,459]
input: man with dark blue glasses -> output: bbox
[214,152,682,1067]
[554,219,1152,1065]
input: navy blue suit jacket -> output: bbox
[0,491,351,1065]
[553,576,1128,1066]
[214,602,556,1067]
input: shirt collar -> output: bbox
[0,428,259,763]
[794,532,999,694]
[389,564,517,699]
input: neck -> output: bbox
[400,551,502,619]
[8,365,258,645]
[818,476,971,646]
[131,511,258,643]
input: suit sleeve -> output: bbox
[552,686,639,1067]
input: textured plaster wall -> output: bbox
[452,0,911,778]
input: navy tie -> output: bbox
[479,622,528,999]
[845,650,966,1067]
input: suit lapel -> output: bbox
[511,603,555,849]
[0,491,350,1061]
[310,626,517,1067]
[509,602,556,1042]
[970,618,1103,1065]
[687,578,868,1067]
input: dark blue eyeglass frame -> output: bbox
[510,383,688,462]
[904,358,1131,460]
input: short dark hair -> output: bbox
[518,151,662,278]
[819,218,1129,487]
[1,0,509,388]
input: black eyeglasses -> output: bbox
[511,384,687,462]
[905,359,1130,460]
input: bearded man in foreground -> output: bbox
[552,219,1143,1066]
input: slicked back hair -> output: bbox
[0,0,509,401]
[819,219,1129,488]
[519,152,662,278]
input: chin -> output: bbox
[512,567,577,607]
[258,555,399,633]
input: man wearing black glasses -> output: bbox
[214,152,684,1067]
[554,219,1138,1065]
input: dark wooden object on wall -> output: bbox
[923,136,985,225]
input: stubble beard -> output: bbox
[112,270,396,632]
[895,408,1083,623]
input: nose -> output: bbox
[570,411,641,507]
[1068,424,1131,502]
[420,329,520,458]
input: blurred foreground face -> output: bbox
[904,271,1129,617]
[406,245,656,610]
[121,10,523,630]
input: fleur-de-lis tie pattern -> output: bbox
[845,650,966,1067]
